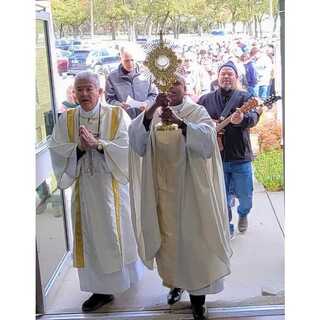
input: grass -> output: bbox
[253,149,284,192]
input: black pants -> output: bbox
[189,294,206,308]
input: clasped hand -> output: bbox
[145,93,183,126]
[78,125,98,150]
[160,106,183,126]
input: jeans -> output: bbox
[223,161,253,233]
[258,85,269,101]
[247,85,259,97]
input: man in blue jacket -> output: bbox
[198,61,262,237]
[105,47,157,119]
[241,53,259,97]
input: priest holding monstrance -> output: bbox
[128,32,232,320]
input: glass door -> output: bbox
[36,11,71,314]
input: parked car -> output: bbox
[68,49,91,75]
[56,49,71,76]
[136,35,148,44]
[211,29,225,36]
[55,38,82,51]
[55,38,70,51]
[86,48,120,75]
[101,55,121,76]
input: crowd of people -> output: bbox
[50,35,277,320]
[175,37,276,102]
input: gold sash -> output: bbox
[66,109,85,268]
[109,107,122,254]
[66,107,121,268]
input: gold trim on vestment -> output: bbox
[73,178,85,267]
[67,108,85,268]
[110,107,120,139]
[67,108,76,142]
[110,107,122,254]
[112,178,122,253]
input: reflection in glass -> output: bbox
[36,174,67,288]
[36,20,54,146]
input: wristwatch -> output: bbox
[96,141,103,152]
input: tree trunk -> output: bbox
[59,24,63,38]
[111,21,116,40]
[198,25,203,37]
[254,16,258,38]
[130,22,136,42]
[232,22,236,33]
[173,20,177,39]
[258,18,263,38]
[249,20,253,36]
[147,21,153,36]
[173,17,181,39]
[143,14,152,35]
[273,13,279,32]
[154,20,159,35]
[125,20,131,41]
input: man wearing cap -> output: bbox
[198,61,262,237]
[128,76,232,320]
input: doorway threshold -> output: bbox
[37,304,284,319]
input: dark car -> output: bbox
[86,48,120,75]
[211,30,225,36]
[55,39,71,51]
[136,35,148,44]
[56,38,82,51]
[101,56,121,76]
[68,49,91,75]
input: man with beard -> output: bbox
[198,61,262,237]
[128,76,232,320]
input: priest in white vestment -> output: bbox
[48,71,143,312]
[129,76,232,320]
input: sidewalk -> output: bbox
[47,180,284,314]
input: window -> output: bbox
[36,20,54,147]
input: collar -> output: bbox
[220,88,234,97]
[79,101,100,118]
[121,65,131,75]
[171,97,186,113]
[119,64,140,77]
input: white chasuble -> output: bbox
[48,104,143,294]
[129,98,232,294]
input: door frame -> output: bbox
[36,8,72,315]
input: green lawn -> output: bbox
[253,149,284,191]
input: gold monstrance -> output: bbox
[144,30,182,131]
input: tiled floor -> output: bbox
[44,181,284,318]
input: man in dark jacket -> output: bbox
[198,61,262,237]
[105,47,157,119]
[241,53,258,97]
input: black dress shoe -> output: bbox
[167,288,184,305]
[192,304,208,320]
[82,293,114,312]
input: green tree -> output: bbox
[271,0,279,32]
[51,0,88,37]
[94,0,125,39]
[252,0,269,37]
[223,0,248,33]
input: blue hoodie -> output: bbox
[244,61,258,87]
